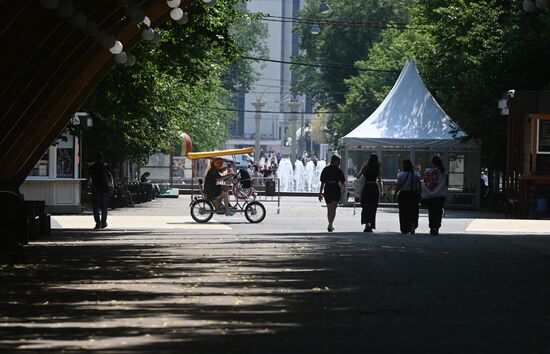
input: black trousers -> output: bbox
[360,184,379,228]
[424,196,445,230]
[92,191,109,225]
[398,191,419,233]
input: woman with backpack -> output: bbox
[395,159,421,235]
[421,156,448,235]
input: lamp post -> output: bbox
[288,101,302,165]
[251,100,266,163]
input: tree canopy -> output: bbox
[411,0,550,168]
[291,0,412,109]
[83,1,267,164]
[293,0,550,170]
[335,28,417,141]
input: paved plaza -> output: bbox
[1,197,550,353]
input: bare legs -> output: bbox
[326,201,338,231]
[222,191,230,209]
[212,190,230,209]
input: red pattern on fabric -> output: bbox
[424,169,440,191]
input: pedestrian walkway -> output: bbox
[2,226,550,352]
[51,197,550,236]
[52,215,231,230]
[2,197,550,353]
[466,218,550,234]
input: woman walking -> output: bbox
[319,154,346,232]
[356,153,383,232]
[421,156,448,235]
[395,159,421,234]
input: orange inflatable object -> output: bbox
[174,133,193,156]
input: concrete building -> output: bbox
[227,0,312,158]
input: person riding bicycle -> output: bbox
[204,157,235,215]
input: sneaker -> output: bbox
[327,226,334,232]
[100,223,108,229]
[93,224,101,230]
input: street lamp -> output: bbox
[310,23,321,35]
[252,100,266,163]
[288,101,302,165]
[319,1,330,15]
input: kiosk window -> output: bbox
[538,120,550,154]
[30,150,49,177]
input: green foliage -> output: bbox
[411,0,550,168]
[82,1,263,164]
[306,0,550,168]
[291,0,412,109]
[335,29,417,140]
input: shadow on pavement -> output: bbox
[0,229,549,353]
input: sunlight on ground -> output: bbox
[0,235,340,351]
[466,219,550,233]
[52,216,232,230]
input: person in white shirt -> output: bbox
[421,156,448,235]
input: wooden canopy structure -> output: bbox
[0,0,187,192]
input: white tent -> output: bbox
[339,59,480,208]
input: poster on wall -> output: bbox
[56,135,74,178]
[57,148,74,178]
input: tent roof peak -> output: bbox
[343,59,463,141]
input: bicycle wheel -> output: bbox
[190,199,214,223]
[244,201,266,223]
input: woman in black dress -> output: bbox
[319,154,346,232]
[356,153,383,232]
[395,159,421,234]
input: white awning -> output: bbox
[341,59,465,147]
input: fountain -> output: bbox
[294,160,305,192]
[277,158,294,192]
[275,158,327,192]
[314,160,326,192]
[304,161,316,192]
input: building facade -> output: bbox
[227,0,312,156]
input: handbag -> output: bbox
[354,175,366,198]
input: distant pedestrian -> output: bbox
[319,154,346,232]
[395,159,421,234]
[421,156,448,235]
[88,153,113,230]
[140,171,151,183]
[356,153,383,232]
[251,164,261,179]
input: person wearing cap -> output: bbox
[204,157,235,215]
